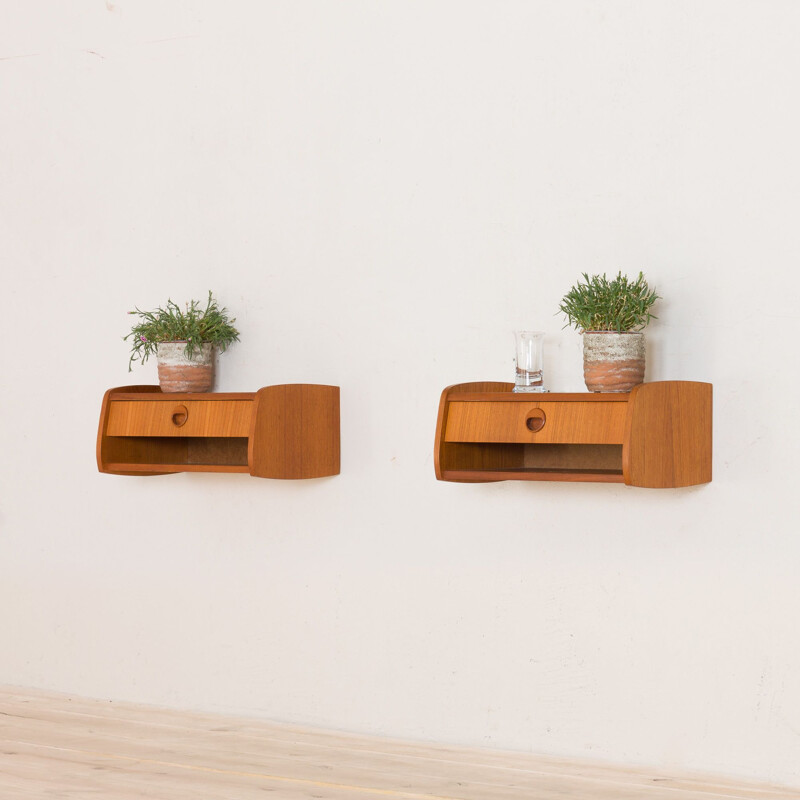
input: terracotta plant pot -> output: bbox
[582,331,645,393]
[156,342,215,393]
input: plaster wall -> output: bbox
[2,0,800,786]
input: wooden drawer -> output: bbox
[106,399,252,438]
[444,400,627,444]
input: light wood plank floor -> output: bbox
[0,687,796,800]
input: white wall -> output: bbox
[2,0,800,787]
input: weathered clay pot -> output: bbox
[156,342,215,393]
[582,331,645,392]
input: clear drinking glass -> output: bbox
[513,331,546,392]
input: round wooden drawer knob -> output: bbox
[525,408,546,432]
[171,405,188,427]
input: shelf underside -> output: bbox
[438,443,624,483]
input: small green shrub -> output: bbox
[558,272,659,332]
[125,291,240,370]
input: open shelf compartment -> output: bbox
[438,443,624,483]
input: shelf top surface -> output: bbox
[445,391,630,402]
[109,390,256,402]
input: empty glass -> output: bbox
[513,331,546,392]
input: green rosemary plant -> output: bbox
[558,272,659,332]
[125,291,240,370]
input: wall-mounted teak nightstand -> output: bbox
[434,380,711,488]
[97,384,340,479]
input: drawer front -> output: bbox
[106,400,252,437]
[444,401,627,444]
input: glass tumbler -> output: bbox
[513,331,546,392]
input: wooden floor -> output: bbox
[0,687,796,800]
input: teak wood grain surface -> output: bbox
[0,687,795,800]
[249,384,340,479]
[445,400,628,444]
[97,384,340,479]
[107,399,252,438]
[623,381,713,488]
[434,380,712,487]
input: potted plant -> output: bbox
[125,291,240,392]
[558,271,659,392]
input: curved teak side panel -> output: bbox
[623,381,712,488]
[249,384,340,479]
[97,385,169,476]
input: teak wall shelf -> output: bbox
[434,380,712,488]
[97,384,340,479]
